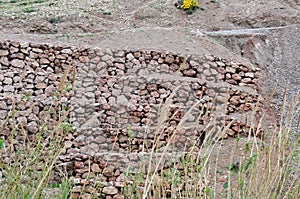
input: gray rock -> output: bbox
[0,101,7,110]
[117,95,128,105]
[0,110,7,119]
[10,59,25,68]
[0,49,9,56]
[3,78,12,85]
[3,85,14,92]
[61,48,73,55]
[102,54,113,61]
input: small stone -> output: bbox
[72,185,82,192]
[91,49,103,58]
[245,72,254,78]
[9,46,19,54]
[132,59,140,65]
[203,63,210,69]
[230,96,240,106]
[91,56,100,64]
[241,78,252,83]
[11,41,20,48]
[68,147,79,155]
[79,56,90,63]
[70,193,80,199]
[103,166,114,177]
[0,50,9,56]
[17,117,27,125]
[75,162,84,169]
[184,69,196,77]
[189,60,199,67]
[32,48,43,53]
[203,69,211,76]
[216,61,225,67]
[102,104,111,110]
[11,53,24,59]
[35,83,47,89]
[164,55,174,64]
[227,129,235,136]
[102,186,118,195]
[56,54,66,60]
[114,181,125,188]
[126,53,134,61]
[40,58,50,65]
[45,85,56,96]
[34,75,46,83]
[0,57,9,66]
[27,121,38,133]
[91,163,101,173]
[151,91,159,98]
[10,59,25,68]
[232,74,242,81]
[28,113,39,121]
[0,101,7,109]
[226,67,236,73]
[206,89,216,97]
[3,85,14,92]
[113,194,125,199]
[158,57,164,64]
[102,54,113,61]
[114,50,125,57]
[0,110,7,119]
[3,78,12,85]
[61,48,73,55]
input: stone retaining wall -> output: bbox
[0,41,265,198]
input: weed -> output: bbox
[48,17,60,24]
[22,6,36,13]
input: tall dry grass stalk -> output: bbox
[124,88,300,199]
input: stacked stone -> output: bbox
[0,41,87,190]
[0,41,264,198]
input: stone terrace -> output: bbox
[0,41,265,198]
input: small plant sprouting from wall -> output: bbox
[175,0,200,14]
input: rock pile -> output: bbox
[0,41,265,198]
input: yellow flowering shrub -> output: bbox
[175,0,199,14]
[180,0,199,10]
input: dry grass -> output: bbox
[0,65,299,199]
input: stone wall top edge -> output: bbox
[0,40,208,59]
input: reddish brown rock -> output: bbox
[40,58,50,65]
[230,95,240,106]
[79,56,90,62]
[103,166,114,177]
[164,55,174,64]
[241,78,252,83]
[184,69,196,77]
[232,74,242,81]
[9,46,19,54]
[102,187,118,195]
[35,82,47,89]
[10,53,24,59]
[75,161,84,169]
